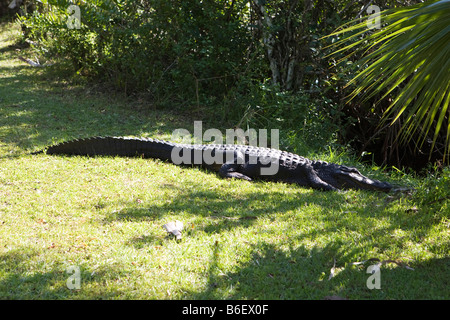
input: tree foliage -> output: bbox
[326,0,450,162]
[18,0,388,100]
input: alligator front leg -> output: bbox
[219,162,253,181]
[218,151,253,181]
[301,163,337,191]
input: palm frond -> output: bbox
[324,0,450,161]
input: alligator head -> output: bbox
[312,161,393,192]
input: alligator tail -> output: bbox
[39,136,176,161]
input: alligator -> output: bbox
[33,136,393,192]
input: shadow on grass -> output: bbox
[104,183,346,231]
[97,180,448,299]
[104,179,445,249]
[192,242,343,299]
[183,242,450,299]
[0,247,126,299]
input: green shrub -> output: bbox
[19,0,256,104]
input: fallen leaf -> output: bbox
[47,243,57,249]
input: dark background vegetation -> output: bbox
[1,0,443,170]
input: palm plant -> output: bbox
[326,0,450,162]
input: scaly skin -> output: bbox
[34,136,393,192]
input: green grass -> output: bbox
[0,22,449,300]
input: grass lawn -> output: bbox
[0,22,449,300]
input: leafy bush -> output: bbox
[18,0,379,105]
[325,0,450,166]
[19,0,256,103]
